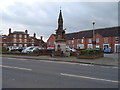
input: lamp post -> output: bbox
[92,21,96,49]
[82,37,85,49]
[73,38,75,49]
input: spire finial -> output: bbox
[60,6,62,11]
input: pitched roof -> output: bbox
[64,26,120,40]
[95,26,119,37]
[12,31,27,34]
[1,35,9,38]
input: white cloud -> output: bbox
[0,1,118,42]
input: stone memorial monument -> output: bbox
[55,9,66,53]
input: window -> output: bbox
[88,44,93,49]
[88,38,92,43]
[13,44,17,46]
[24,35,27,38]
[24,39,27,43]
[77,39,80,44]
[81,39,84,43]
[115,37,119,42]
[19,39,22,43]
[68,40,70,44]
[24,44,27,47]
[77,44,84,49]
[115,44,120,52]
[13,34,16,38]
[96,45,100,49]
[19,44,22,47]
[96,38,99,43]
[19,35,22,38]
[13,39,16,42]
[3,43,6,47]
[72,40,74,44]
[104,37,108,43]
[32,39,34,43]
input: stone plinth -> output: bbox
[55,40,66,53]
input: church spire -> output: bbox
[56,8,63,35]
[58,8,63,22]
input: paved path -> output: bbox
[1,53,118,66]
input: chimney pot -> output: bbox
[25,30,28,34]
[40,36,43,40]
[34,33,36,38]
[9,28,11,34]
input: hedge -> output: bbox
[79,49,103,55]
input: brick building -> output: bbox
[47,26,120,52]
[47,10,120,52]
[1,28,46,48]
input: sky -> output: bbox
[0,0,119,42]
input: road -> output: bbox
[2,57,118,88]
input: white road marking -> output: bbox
[60,73,118,83]
[79,64,94,66]
[0,65,32,71]
[112,67,118,69]
[100,66,118,69]
[12,78,15,81]
[7,58,28,61]
[7,58,18,60]
[19,59,28,60]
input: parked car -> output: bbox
[104,48,112,53]
[17,47,25,52]
[22,46,41,53]
[47,47,55,50]
[8,46,18,51]
[66,47,76,52]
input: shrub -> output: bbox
[33,49,55,55]
[2,47,7,53]
[6,50,20,53]
[79,49,102,55]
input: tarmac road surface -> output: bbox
[2,57,118,88]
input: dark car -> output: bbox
[17,47,25,52]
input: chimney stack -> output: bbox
[9,28,11,34]
[40,36,43,40]
[25,30,28,34]
[34,33,36,38]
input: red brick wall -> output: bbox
[47,34,120,52]
[47,34,56,47]
[8,33,29,47]
[95,33,104,49]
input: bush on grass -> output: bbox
[79,49,102,55]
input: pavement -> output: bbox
[1,53,119,66]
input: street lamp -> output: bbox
[72,38,75,49]
[92,21,96,49]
